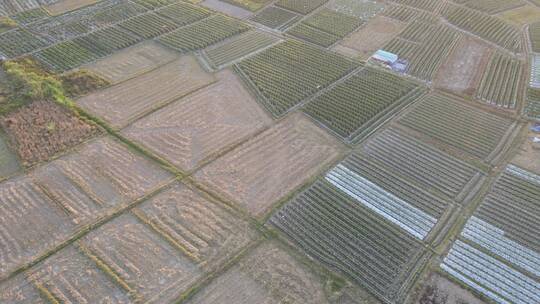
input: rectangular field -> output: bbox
[442,165,540,304]
[134,182,259,269]
[118,12,178,39]
[185,241,331,303]
[194,113,344,217]
[269,174,430,303]
[0,28,48,58]
[458,0,526,14]
[121,69,272,172]
[275,0,328,14]
[0,132,20,180]
[250,6,301,30]
[80,214,203,302]
[398,93,516,162]
[221,0,272,11]
[34,40,102,72]
[84,41,179,84]
[234,40,358,117]
[78,56,216,129]
[330,0,386,19]
[524,87,540,119]
[475,51,523,109]
[72,25,142,56]
[155,1,211,25]
[303,66,424,142]
[529,21,540,53]
[45,0,101,15]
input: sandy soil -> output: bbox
[341,15,405,59]
[84,41,180,84]
[134,182,259,269]
[46,0,100,15]
[416,272,486,304]
[186,241,331,304]
[122,69,272,172]
[510,124,540,175]
[78,56,215,129]
[81,214,203,302]
[434,37,493,96]
[194,112,344,217]
[0,100,100,167]
[201,0,253,19]
[497,4,540,25]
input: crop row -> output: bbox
[303,67,422,142]
[275,0,328,15]
[385,22,460,81]
[398,93,514,160]
[0,28,48,58]
[440,4,522,52]
[330,0,385,19]
[441,240,539,304]
[269,177,426,303]
[529,21,540,53]
[476,51,523,109]
[34,40,102,71]
[11,7,49,25]
[155,1,211,26]
[119,12,177,39]
[455,0,526,14]
[234,39,358,117]
[158,14,250,52]
[361,129,482,201]
[204,30,279,69]
[73,25,142,56]
[250,6,301,31]
[287,23,340,47]
[387,0,441,12]
[524,87,540,119]
[0,0,43,16]
[130,0,179,10]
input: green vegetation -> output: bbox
[390,0,441,11]
[524,87,540,119]
[250,6,301,30]
[11,7,50,25]
[74,26,142,55]
[0,17,17,33]
[0,28,48,58]
[156,2,211,25]
[276,0,328,14]
[529,21,540,53]
[119,12,178,39]
[60,70,109,98]
[34,41,101,72]
[234,40,358,117]
[159,15,251,52]
[222,0,273,11]
[457,0,526,14]
[131,0,180,9]
[287,23,340,47]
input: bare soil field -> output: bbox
[415,272,485,304]
[186,241,331,304]
[434,37,493,96]
[134,182,259,269]
[194,113,344,217]
[122,69,272,172]
[0,100,100,167]
[45,0,100,15]
[0,131,20,180]
[340,16,404,59]
[509,125,540,175]
[84,41,180,84]
[78,56,216,129]
[200,0,253,19]
[80,214,203,302]
[0,137,172,280]
[498,4,540,25]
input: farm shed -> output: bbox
[371,49,398,65]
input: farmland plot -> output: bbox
[269,175,430,303]
[78,56,215,129]
[84,41,179,84]
[11,7,49,25]
[287,8,364,48]
[203,30,280,69]
[524,87,540,119]
[122,69,272,172]
[529,21,540,53]
[0,0,43,15]
[303,67,424,143]
[475,51,523,108]
[0,28,48,58]
[80,214,203,302]
[119,12,178,39]
[434,36,493,96]
[398,93,516,162]
[359,129,484,202]
[384,21,461,81]
[442,166,540,303]
[275,0,328,15]
[186,241,330,304]
[330,0,386,19]
[498,4,540,25]
[250,6,301,30]
[155,1,211,25]
[234,40,358,117]
[194,113,343,217]
[221,0,272,12]
[73,25,142,58]
[387,0,443,12]
[440,4,522,53]
[131,0,180,10]
[34,40,103,72]
[0,246,132,303]
[340,15,405,59]
[381,4,437,22]
[45,0,102,15]
[200,0,253,19]
[456,0,526,14]
[159,15,251,52]
[134,182,259,269]
[0,132,20,180]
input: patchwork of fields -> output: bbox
[0,0,538,304]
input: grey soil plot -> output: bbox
[84,41,180,84]
[434,36,493,96]
[133,182,259,270]
[78,56,215,129]
[339,15,404,59]
[185,241,331,304]
[0,132,20,180]
[194,113,344,217]
[45,0,100,15]
[80,214,203,302]
[122,69,272,172]
[0,137,172,279]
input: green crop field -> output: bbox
[155,1,211,25]
[234,40,359,117]
[275,0,328,15]
[0,28,48,58]
[119,12,178,39]
[250,6,301,30]
[11,7,49,25]
[529,21,540,52]
[73,25,142,56]
[34,40,101,71]
[456,0,527,14]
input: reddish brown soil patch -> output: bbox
[434,37,493,96]
[1,100,100,166]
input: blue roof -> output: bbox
[373,50,398,62]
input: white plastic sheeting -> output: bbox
[506,164,540,186]
[530,55,540,88]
